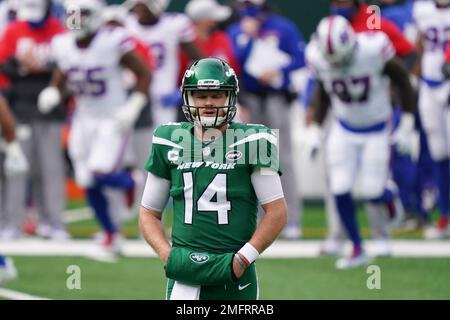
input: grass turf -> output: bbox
[66,202,429,239]
[3,256,450,300]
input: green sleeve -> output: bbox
[144,128,172,180]
[249,127,282,175]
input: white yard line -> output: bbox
[1,239,450,258]
[0,288,50,300]
[63,207,93,223]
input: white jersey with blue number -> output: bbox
[413,0,450,81]
[126,13,195,98]
[306,32,395,128]
[51,26,134,115]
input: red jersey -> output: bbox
[131,36,156,71]
[445,43,450,63]
[178,30,240,83]
[351,4,415,57]
[0,17,65,89]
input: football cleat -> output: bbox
[385,181,405,232]
[86,232,124,263]
[336,249,371,270]
[424,216,449,240]
[319,239,345,256]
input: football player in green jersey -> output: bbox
[139,57,287,300]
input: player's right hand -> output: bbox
[3,141,29,177]
[302,123,322,161]
[113,91,148,132]
[38,86,61,114]
[232,256,245,279]
[392,113,415,155]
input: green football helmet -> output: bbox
[181,57,239,128]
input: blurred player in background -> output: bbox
[0,0,18,33]
[305,16,416,268]
[376,0,429,231]
[330,0,416,66]
[125,0,203,127]
[0,94,28,284]
[139,57,287,299]
[412,0,450,239]
[317,0,417,255]
[0,0,68,240]
[38,0,151,259]
[180,0,239,78]
[101,4,156,228]
[227,0,305,240]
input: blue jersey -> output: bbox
[227,14,305,93]
[381,0,414,32]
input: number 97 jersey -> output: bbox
[144,122,280,253]
[306,32,396,129]
[51,27,135,115]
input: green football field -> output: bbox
[1,203,449,300]
[3,256,450,300]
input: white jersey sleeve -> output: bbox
[359,32,395,71]
[141,172,171,212]
[168,13,196,44]
[305,37,323,78]
[108,26,135,57]
[250,168,284,205]
[50,32,69,70]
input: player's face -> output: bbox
[191,90,228,118]
[132,3,157,25]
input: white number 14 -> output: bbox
[182,172,231,225]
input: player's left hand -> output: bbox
[302,123,322,161]
[113,107,137,133]
[392,113,415,155]
[3,141,29,177]
[113,91,148,132]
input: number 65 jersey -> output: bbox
[306,31,396,129]
[145,122,280,253]
[51,27,135,116]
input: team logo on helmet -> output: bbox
[189,253,210,263]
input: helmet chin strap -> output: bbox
[198,115,227,128]
[190,106,227,128]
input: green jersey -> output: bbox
[145,121,280,253]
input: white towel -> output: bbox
[170,281,201,300]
